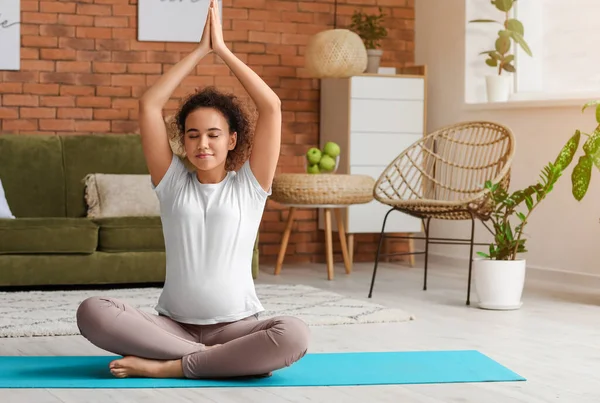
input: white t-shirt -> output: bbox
[152,154,270,325]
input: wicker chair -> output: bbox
[367,121,515,305]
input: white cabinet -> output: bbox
[317,72,427,235]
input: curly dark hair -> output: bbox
[171,86,254,171]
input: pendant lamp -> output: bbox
[304,0,367,78]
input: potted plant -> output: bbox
[349,7,388,74]
[469,0,533,102]
[474,100,600,310]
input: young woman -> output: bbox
[76,0,309,379]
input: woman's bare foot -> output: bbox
[109,356,184,379]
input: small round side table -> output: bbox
[270,173,375,280]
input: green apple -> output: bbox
[319,154,336,172]
[307,164,320,174]
[323,141,340,158]
[306,147,322,165]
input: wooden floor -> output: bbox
[2,256,600,402]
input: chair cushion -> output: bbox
[0,218,98,254]
[94,217,165,253]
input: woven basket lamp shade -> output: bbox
[305,29,367,78]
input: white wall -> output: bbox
[414,0,600,275]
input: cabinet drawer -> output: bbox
[351,75,424,101]
[350,99,424,134]
[350,132,421,166]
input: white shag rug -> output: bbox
[0,284,415,338]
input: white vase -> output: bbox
[485,74,512,102]
[473,258,526,310]
[366,49,383,74]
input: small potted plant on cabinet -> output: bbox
[350,7,388,74]
[469,0,533,102]
[475,100,600,310]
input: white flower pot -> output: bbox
[485,74,512,102]
[474,258,526,310]
[366,49,383,74]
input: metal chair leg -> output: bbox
[422,217,431,291]
[466,213,476,305]
[368,207,394,298]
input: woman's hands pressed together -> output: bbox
[209,0,227,55]
[198,0,227,56]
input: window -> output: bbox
[465,0,600,104]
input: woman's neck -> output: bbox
[195,168,227,184]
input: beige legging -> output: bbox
[76,296,310,379]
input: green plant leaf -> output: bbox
[495,36,511,54]
[554,130,581,171]
[498,29,512,38]
[504,223,514,241]
[583,129,600,156]
[349,8,387,49]
[509,31,532,57]
[479,51,503,62]
[469,19,501,24]
[580,101,600,124]
[502,63,515,73]
[592,149,600,172]
[571,155,593,201]
[507,19,524,35]
[476,251,490,259]
[486,58,498,67]
[516,212,526,222]
[584,131,600,171]
[493,0,514,12]
[581,100,600,113]
[504,54,514,63]
[524,194,533,211]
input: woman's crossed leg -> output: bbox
[183,314,310,379]
[76,296,310,379]
[76,296,205,378]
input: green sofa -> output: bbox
[0,133,259,288]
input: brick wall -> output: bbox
[0,0,415,266]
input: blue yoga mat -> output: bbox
[0,350,525,388]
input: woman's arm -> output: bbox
[210,0,281,191]
[139,10,213,187]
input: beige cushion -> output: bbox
[165,115,196,172]
[83,173,160,219]
[165,114,185,157]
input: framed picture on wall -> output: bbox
[138,0,223,43]
[0,0,20,70]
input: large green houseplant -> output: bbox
[474,100,600,310]
[349,7,388,74]
[469,0,533,102]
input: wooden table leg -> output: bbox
[408,234,415,267]
[274,207,296,275]
[324,208,334,280]
[348,234,354,266]
[334,209,351,274]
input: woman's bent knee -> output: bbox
[76,296,115,338]
[278,316,310,359]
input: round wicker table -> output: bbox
[270,173,375,280]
